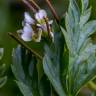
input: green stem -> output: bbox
[88,81,96,90]
[8,32,43,60]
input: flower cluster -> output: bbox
[18,9,53,42]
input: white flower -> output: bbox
[35,9,53,34]
[24,12,35,25]
[18,10,53,42]
[35,9,47,21]
[21,24,33,41]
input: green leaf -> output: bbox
[70,43,96,95]
[16,81,33,96]
[11,45,25,82]
[81,20,96,36]
[0,64,6,77]
[0,63,7,88]
[80,8,91,28]
[36,60,51,96]
[61,0,96,95]
[78,20,96,51]
[38,75,51,96]
[0,76,7,88]
[12,45,40,96]
[64,0,80,55]
[69,0,80,24]
[43,31,66,96]
[0,48,4,60]
[12,46,51,96]
[81,0,89,13]
[60,27,73,55]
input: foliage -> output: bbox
[0,48,7,88]
[43,30,65,96]
[11,45,51,96]
[10,0,96,96]
[60,0,96,95]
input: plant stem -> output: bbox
[22,0,37,13]
[29,0,40,10]
[44,17,51,38]
[88,81,96,90]
[45,0,59,23]
[8,32,42,60]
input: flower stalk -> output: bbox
[8,32,42,60]
[22,0,39,13]
[29,0,40,10]
[45,0,59,23]
[44,17,51,38]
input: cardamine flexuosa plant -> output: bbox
[8,0,96,96]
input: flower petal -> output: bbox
[24,12,35,24]
[48,20,53,25]
[35,9,47,21]
[21,24,33,41]
[23,23,33,33]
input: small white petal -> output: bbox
[48,20,53,25]
[39,10,47,18]
[21,33,32,41]
[23,23,33,33]
[21,24,33,41]
[24,12,35,24]
[35,9,47,21]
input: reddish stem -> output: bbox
[22,0,38,13]
[8,32,42,60]
[45,0,59,23]
[44,17,51,38]
[28,0,40,10]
